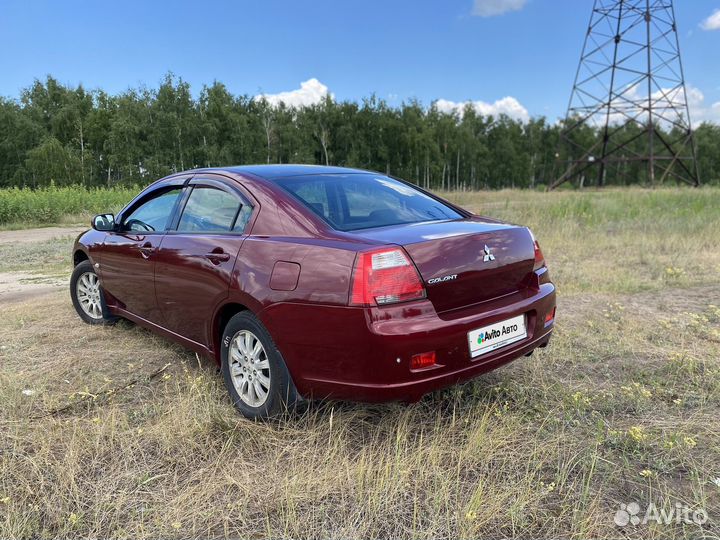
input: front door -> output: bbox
[154,177,254,346]
[101,186,184,323]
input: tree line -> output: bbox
[1,74,719,189]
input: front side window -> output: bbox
[123,188,182,232]
[177,187,242,233]
[276,174,463,231]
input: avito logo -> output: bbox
[614,501,708,527]
[477,323,519,345]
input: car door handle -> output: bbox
[139,242,155,259]
[205,250,230,264]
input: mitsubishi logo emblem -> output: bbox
[483,245,495,262]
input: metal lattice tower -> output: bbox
[550,0,700,189]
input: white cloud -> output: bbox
[700,9,720,31]
[255,78,333,108]
[684,85,704,114]
[650,85,719,125]
[435,96,530,122]
[472,0,526,17]
[685,86,720,124]
[598,84,719,126]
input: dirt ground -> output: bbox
[0,226,84,304]
[0,226,86,245]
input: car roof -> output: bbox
[190,164,370,180]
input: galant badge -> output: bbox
[483,245,495,262]
[428,274,458,285]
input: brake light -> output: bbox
[534,241,545,270]
[350,247,426,306]
[410,351,436,370]
[545,306,556,326]
[528,229,545,270]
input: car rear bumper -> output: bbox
[260,280,556,402]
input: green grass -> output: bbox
[0,187,719,539]
[0,185,137,227]
[443,187,720,294]
[0,236,76,274]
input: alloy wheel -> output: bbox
[76,272,103,320]
[229,330,271,407]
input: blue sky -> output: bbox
[1,0,718,122]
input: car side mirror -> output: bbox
[92,213,116,231]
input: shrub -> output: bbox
[0,185,137,225]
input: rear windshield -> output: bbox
[276,174,463,231]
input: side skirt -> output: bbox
[110,307,216,362]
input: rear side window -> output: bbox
[177,187,241,233]
[276,174,463,231]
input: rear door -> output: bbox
[154,175,254,346]
[101,183,185,322]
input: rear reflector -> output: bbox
[350,247,426,306]
[410,351,436,370]
[545,306,556,325]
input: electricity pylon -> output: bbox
[551,0,700,189]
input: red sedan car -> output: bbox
[71,165,555,419]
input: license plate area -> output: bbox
[468,314,527,359]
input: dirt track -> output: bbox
[0,226,86,245]
[0,226,84,304]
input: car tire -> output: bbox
[221,311,299,420]
[70,260,118,325]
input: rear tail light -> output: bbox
[545,306,556,326]
[410,351,436,370]
[350,247,426,306]
[534,241,545,270]
[528,229,546,270]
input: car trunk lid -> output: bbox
[352,218,536,312]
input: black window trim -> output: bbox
[167,177,254,236]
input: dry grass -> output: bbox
[1,187,719,539]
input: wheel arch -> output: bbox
[212,302,251,365]
[73,248,90,266]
